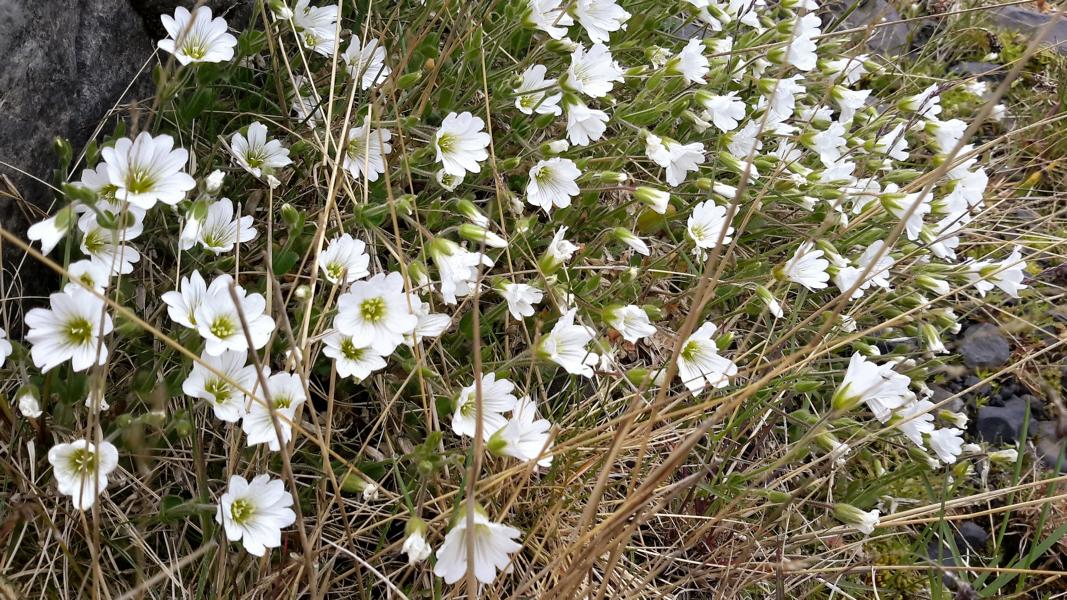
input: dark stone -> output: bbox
[0,0,249,322]
[832,0,911,55]
[957,324,1012,368]
[1036,420,1067,472]
[951,61,1003,78]
[955,521,989,552]
[977,396,1033,443]
[993,6,1067,56]
[0,0,157,309]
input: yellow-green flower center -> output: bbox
[340,338,364,362]
[205,379,231,405]
[230,498,254,524]
[126,168,156,194]
[210,316,237,340]
[68,448,98,473]
[436,132,456,154]
[680,340,701,362]
[66,317,95,346]
[326,263,346,282]
[360,297,386,323]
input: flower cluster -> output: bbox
[6,0,1040,593]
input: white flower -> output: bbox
[205,169,226,194]
[243,372,306,450]
[322,331,387,380]
[79,223,141,276]
[892,399,936,448]
[292,0,338,56]
[539,308,599,377]
[661,140,705,187]
[343,118,392,182]
[194,275,276,356]
[406,295,452,345]
[607,305,656,343]
[833,87,871,123]
[526,157,581,213]
[928,428,965,464]
[320,233,371,285]
[215,474,296,556]
[824,56,869,85]
[290,75,326,126]
[342,36,390,89]
[431,241,494,305]
[162,270,212,329]
[575,0,631,43]
[831,353,913,421]
[0,327,11,367]
[900,84,942,118]
[434,112,491,177]
[500,282,543,319]
[781,242,829,291]
[61,260,109,295]
[453,373,519,438]
[883,187,931,241]
[195,198,257,254]
[183,350,258,422]
[565,99,609,146]
[436,169,464,191]
[27,207,75,256]
[615,228,650,256]
[334,272,418,354]
[635,186,670,213]
[25,287,113,373]
[566,43,624,98]
[873,123,909,162]
[784,13,821,71]
[491,396,554,468]
[526,0,574,39]
[157,6,237,65]
[545,226,579,265]
[698,91,746,132]
[668,38,709,84]
[834,241,895,299]
[435,507,522,585]
[102,132,195,209]
[48,439,119,510]
[967,246,1027,298]
[834,503,880,535]
[514,64,562,116]
[18,389,42,419]
[687,201,734,257]
[402,529,432,565]
[231,122,292,179]
[677,322,738,392]
[808,121,847,166]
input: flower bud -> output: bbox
[204,169,225,195]
[16,385,42,419]
[989,448,1018,465]
[634,186,670,214]
[833,503,879,534]
[459,223,508,248]
[456,198,489,226]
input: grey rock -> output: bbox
[1036,420,1067,472]
[0,0,156,303]
[830,0,910,55]
[955,521,989,552]
[977,396,1033,443]
[958,323,1012,368]
[993,6,1067,56]
[951,61,1004,78]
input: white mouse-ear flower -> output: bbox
[48,439,120,510]
[157,6,237,65]
[215,474,297,556]
[434,504,523,584]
